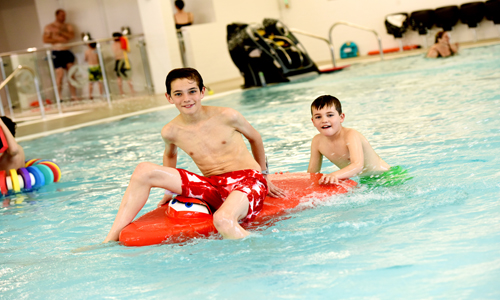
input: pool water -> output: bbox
[2,44,500,299]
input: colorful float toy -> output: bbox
[0,159,61,196]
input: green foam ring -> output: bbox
[34,164,54,185]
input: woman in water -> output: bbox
[426,31,459,58]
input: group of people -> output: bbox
[33,5,460,246]
[43,9,134,101]
[102,67,400,244]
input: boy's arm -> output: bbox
[320,130,364,184]
[307,135,323,173]
[228,109,285,198]
[0,119,22,157]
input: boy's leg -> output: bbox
[117,77,124,95]
[103,162,183,243]
[127,79,135,96]
[213,191,250,239]
[88,82,93,99]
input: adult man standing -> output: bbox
[43,9,77,100]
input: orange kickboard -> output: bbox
[119,172,357,246]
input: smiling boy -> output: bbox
[307,95,393,184]
[104,68,284,243]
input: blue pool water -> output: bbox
[2,44,500,299]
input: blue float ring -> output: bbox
[34,164,54,184]
[27,166,44,188]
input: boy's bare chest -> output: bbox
[319,139,351,165]
[175,123,239,156]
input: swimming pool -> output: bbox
[2,44,500,299]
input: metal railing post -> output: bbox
[46,50,63,114]
[96,42,112,107]
[0,57,14,117]
[0,65,45,119]
[138,39,154,95]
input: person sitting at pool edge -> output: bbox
[426,31,458,58]
[307,95,409,186]
[0,116,25,172]
[103,68,285,243]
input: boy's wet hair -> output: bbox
[311,95,342,115]
[112,32,122,39]
[165,68,204,95]
[89,42,97,48]
[1,116,17,137]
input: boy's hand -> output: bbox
[157,193,173,207]
[267,180,286,198]
[319,173,339,185]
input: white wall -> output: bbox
[0,0,42,52]
[278,0,500,63]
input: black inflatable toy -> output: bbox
[227,19,318,88]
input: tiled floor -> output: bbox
[15,38,500,142]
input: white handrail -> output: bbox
[328,21,384,66]
[289,28,336,67]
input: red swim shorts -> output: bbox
[176,169,268,221]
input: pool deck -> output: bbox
[15,38,500,142]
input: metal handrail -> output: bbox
[328,21,384,66]
[0,34,145,58]
[290,28,335,67]
[0,65,45,119]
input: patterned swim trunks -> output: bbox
[176,169,268,221]
[88,65,102,82]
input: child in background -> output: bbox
[84,42,104,99]
[112,32,135,96]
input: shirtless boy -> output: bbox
[112,32,134,96]
[104,68,284,243]
[0,117,25,172]
[43,9,77,100]
[307,95,391,184]
[84,42,103,99]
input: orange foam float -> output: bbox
[0,159,62,197]
[119,172,357,246]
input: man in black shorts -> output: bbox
[43,9,77,100]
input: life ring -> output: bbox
[1,159,62,197]
[67,65,87,88]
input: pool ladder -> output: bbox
[0,65,45,119]
[291,21,384,68]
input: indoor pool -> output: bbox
[2,44,500,299]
